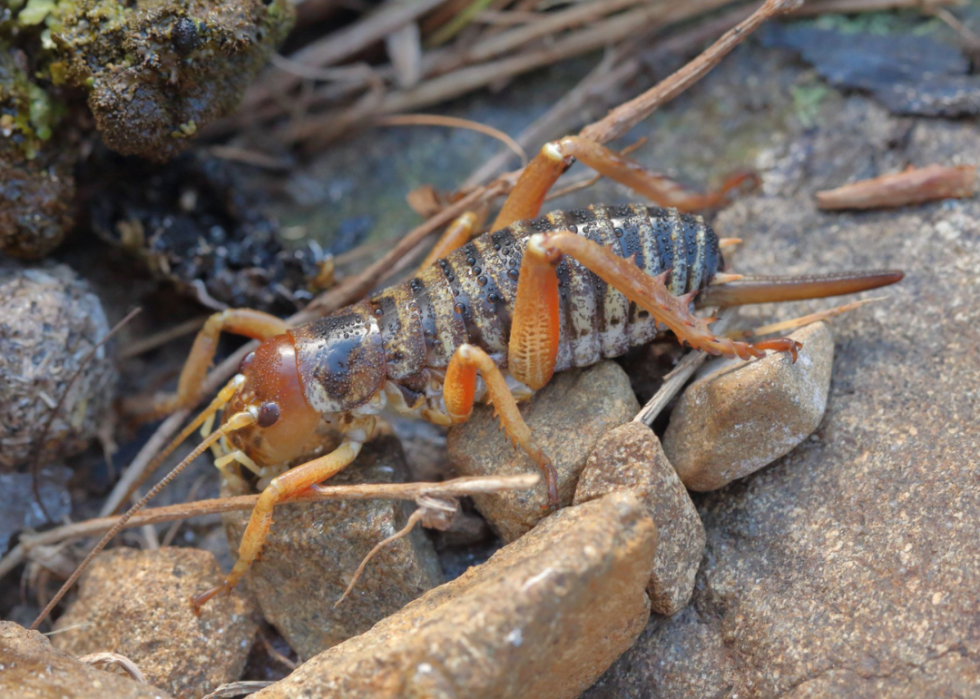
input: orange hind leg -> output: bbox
[526,231,800,361]
[492,135,755,231]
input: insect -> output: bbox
[45,135,904,620]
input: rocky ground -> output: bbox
[2,11,979,699]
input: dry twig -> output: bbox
[0,475,538,581]
[816,164,977,210]
[633,309,734,426]
[78,653,147,684]
[201,681,275,699]
[374,113,528,164]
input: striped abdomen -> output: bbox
[372,204,722,384]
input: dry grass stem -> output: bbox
[201,681,275,699]
[243,0,448,110]
[633,309,734,426]
[726,298,884,339]
[581,0,804,144]
[335,508,426,607]
[374,113,528,164]
[119,316,207,360]
[78,653,147,684]
[0,475,539,581]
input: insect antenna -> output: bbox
[30,403,257,630]
[110,375,246,514]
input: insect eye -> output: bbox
[257,402,281,428]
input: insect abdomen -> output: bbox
[371,204,722,382]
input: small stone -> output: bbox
[662,322,834,492]
[574,423,705,615]
[0,621,173,699]
[252,492,657,699]
[447,361,640,541]
[0,466,72,554]
[0,265,117,471]
[222,436,443,661]
[51,548,256,699]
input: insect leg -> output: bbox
[549,135,755,212]
[492,141,569,231]
[191,439,363,614]
[418,207,488,272]
[493,136,754,231]
[530,231,800,361]
[444,343,559,508]
[508,234,561,391]
[133,309,289,419]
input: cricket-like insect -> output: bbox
[45,135,904,619]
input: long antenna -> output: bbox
[31,410,256,630]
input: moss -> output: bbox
[790,79,830,129]
[49,0,295,161]
[0,44,75,257]
[810,10,944,36]
[0,45,63,159]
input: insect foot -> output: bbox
[575,423,706,616]
[662,322,834,491]
[447,361,639,542]
[49,548,256,699]
[247,492,656,699]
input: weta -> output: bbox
[44,135,904,619]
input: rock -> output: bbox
[763,26,980,118]
[574,423,705,615]
[252,492,656,699]
[0,621,173,699]
[52,0,295,161]
[0,265,118,471]
[222,436,443,661]
[447,361,640,541]
[51,548,256,699]
[0,466,72,554]
[584,45,980,696]
[0,48,75,259]
[662,322,834,492]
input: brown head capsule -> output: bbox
[225,333,321,465]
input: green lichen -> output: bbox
[811,10,944,37]
[49,0,295,160]
[0,46,64,159]
[790,79,829,129]
[17,0,60,26]
[0,43,75,258]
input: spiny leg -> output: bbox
[531,231,800,361]
[133,309,289,419]
[508,234,561,391]
[444,343,559,507]
[492,135,755,231]
[418,208,488,272]
[191,439,363,613]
